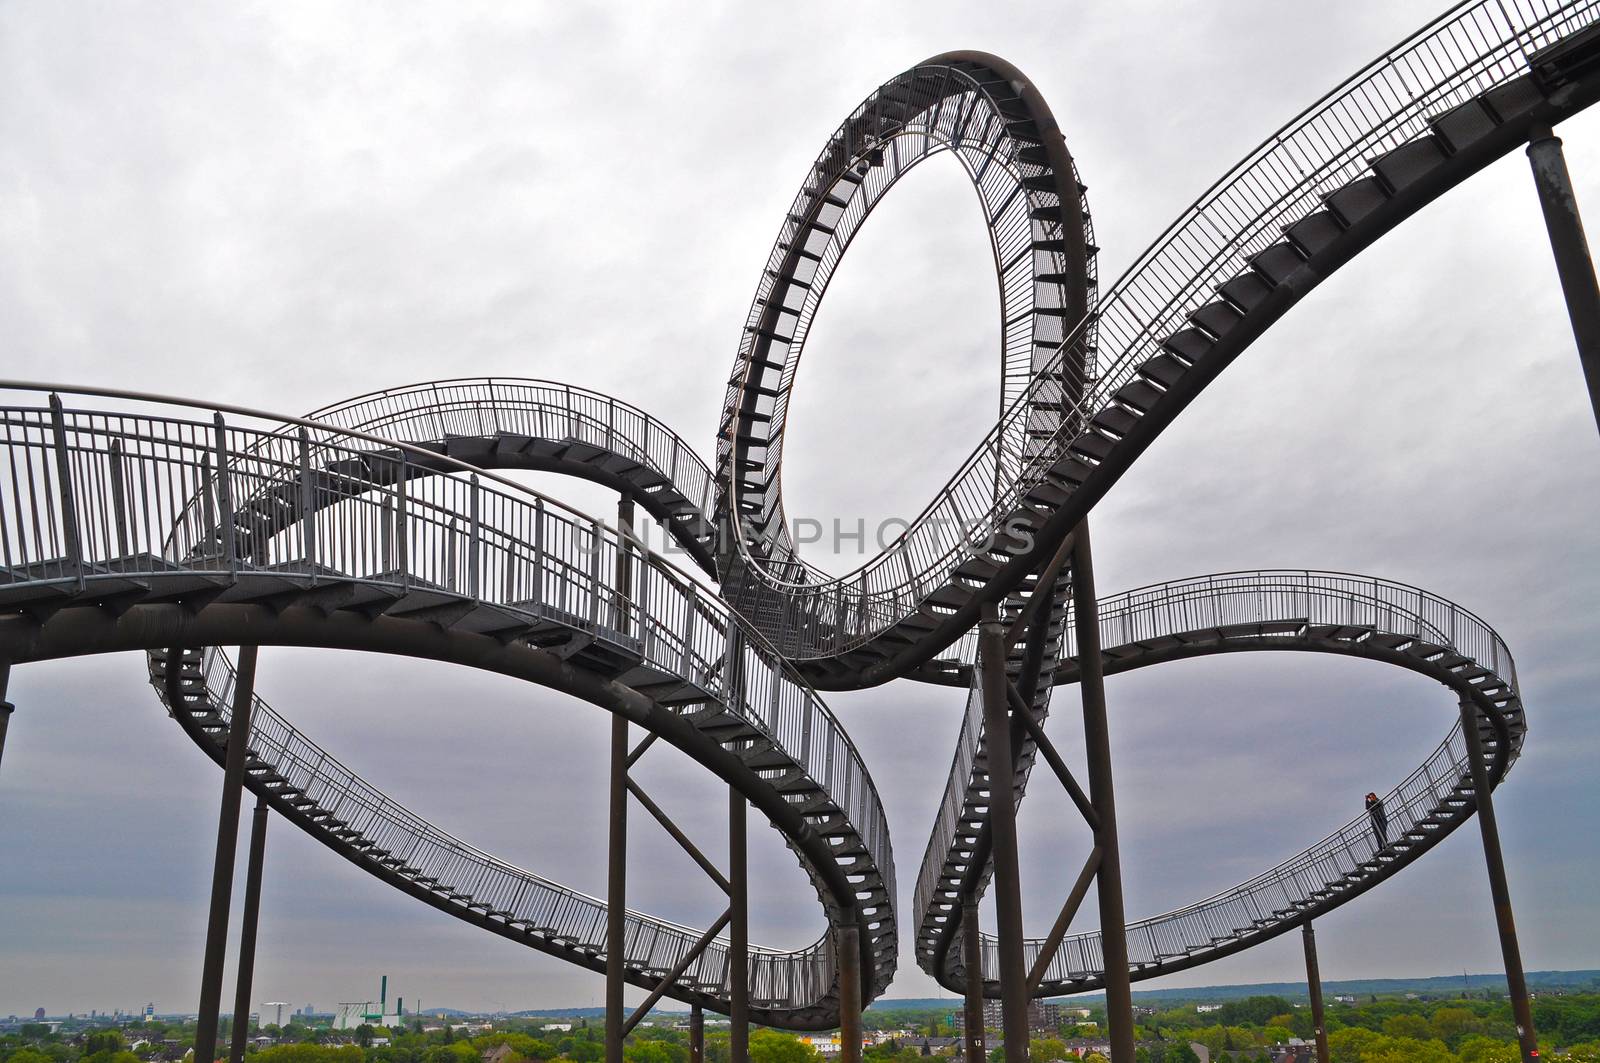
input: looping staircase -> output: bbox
[916,572,1525,995]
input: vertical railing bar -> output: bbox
[47,395,85,588]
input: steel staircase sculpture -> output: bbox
[0,394,892,1029]
[1,0,1595,1031]
[717,0,1600,691]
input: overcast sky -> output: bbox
[3,0,1599,1019]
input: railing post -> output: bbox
[729,787,749,1063]
[1072,524,1135,1063]
[47,395,84,588]
[298,427,316,579]
[1527,126,1600,439]
[837,918,863,1063]
[229,795,270,1063]
[681,583,698,677]
[532,498,545,607]
[0,660,14,785]
[1302,922,1331,1063]
[212,414,237,578]
[468,474,482,600]
[1458,696,1539,1063]
[962,898,986,1063]
[195,645,259,1063]
[978,603,1028,1063]
[616,494,635,637]
[396,452,409,588]
[108,440,129,559]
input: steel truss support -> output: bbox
[1459,697,1539,1062]
[0,660,13,783]
[690,1006,704,1063]
[1527,126,1600,438]
[961,899,985,1063]
[623,910,732,1036]
[978,603,1029,1063]
[1071,526,1135,1063]
[195,645,259,1063]
[228,796,270,1063]
[1302,923,1330,1063]
[1026,847,1101,994]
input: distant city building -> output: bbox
[143,1004,155,1024]
[34,1010,45,1021]
[798,1033,839,1056]
[1196,1003,1225,1014]
[954,1000,1061,1034]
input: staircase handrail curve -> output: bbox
[183,643,797,957]
[0,385,894,1014]
[910,568,1523,986]
[300,376,717,528]
[715,0,1598,665]
[0,378,881,791]
[164,647,838,1008]
[1012,717,1511,984]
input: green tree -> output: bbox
[746,1030,816,1063]
[624,1042,686,1063]
[253,1046,366,1063]
[567,1042,603,1063]
[1456,1036,1519,1063]
[1028,1038,1069,1061]
[83,1033,123,1056]
[1379,1014,1429,1041]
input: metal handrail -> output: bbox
[182,645,806,960]
[718,0,1599,663]
[303,377,716,545]
[911,569,1523,986]
[0,389,894,1016]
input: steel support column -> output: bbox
[1459,697,1539,1062]
[837,920,863,1063]
[690,1006,704,1063]
[606,496,635,1063]
[603,712,628,1063]
[1071,527,1134,1063]
[978,602,1028,1063]
[729,787,749,1063]
[195,645,259,1063]
[601,714,627,1056]
[228,796,270,1063]
[1528,126,1600,438]
[961,899,986,1063]
[0,660,12,783]
[1302,923,1330,1063]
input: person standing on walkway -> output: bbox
[1366,791,1388,848]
